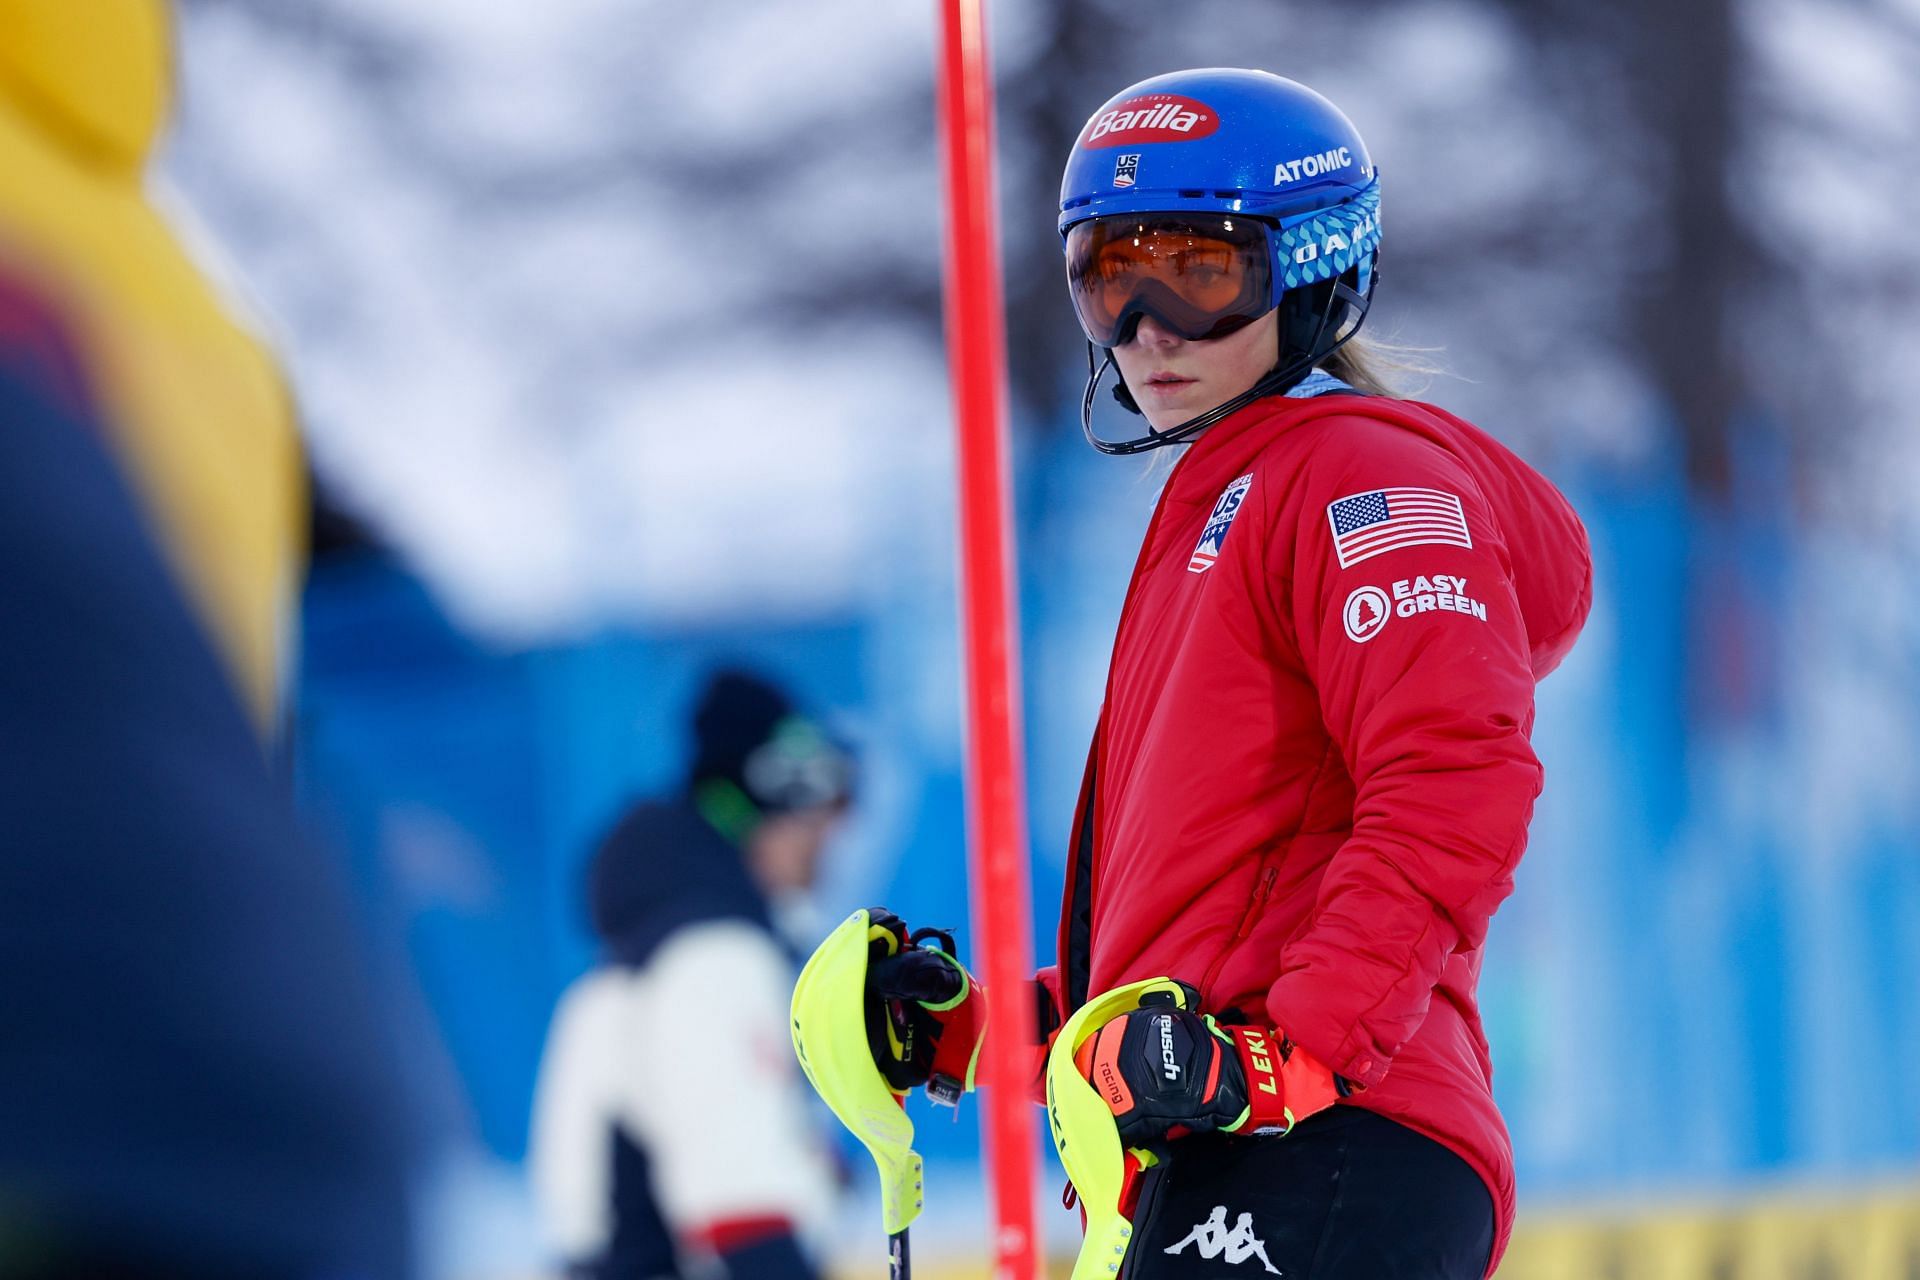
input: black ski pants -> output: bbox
[1126,1107,1495,1280]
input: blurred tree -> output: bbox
[167,0,1919,630]
[990,0,1110,429]
[1482,0,1920,726]
[168,0,957,632]
[1489,0,1754,498]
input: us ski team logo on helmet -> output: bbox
[1189,473,1253,574]
[1080,94,1220,149]
[1113,153,1139,188]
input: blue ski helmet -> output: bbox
[1060,69,1383,453]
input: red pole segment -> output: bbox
[931,3,1040,1280]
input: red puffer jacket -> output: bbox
[1044,390,1591,1275]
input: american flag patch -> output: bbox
[1326,487,1472,568]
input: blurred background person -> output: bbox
[528,669,855,1280]
[0,0,408,1276]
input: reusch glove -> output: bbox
[862,908,986,1106]
[1073,990,1343,1146]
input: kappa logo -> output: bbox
[1189,473,1254,574]
[1113,152,1140,188]
[1164,1205,1281,1274]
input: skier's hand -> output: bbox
[863,907,986,1105]
[1074,994,1342,1146]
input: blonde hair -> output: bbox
[1322,334,1443,400]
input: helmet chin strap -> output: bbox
[1079,273,1374,457]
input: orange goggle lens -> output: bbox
[1065,214,1272,347]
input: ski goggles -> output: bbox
[1065,213,1274,348]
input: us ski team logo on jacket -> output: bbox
[1190,473,1254,573]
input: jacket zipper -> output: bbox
[1067,450,1203,1015]
[1077,425,1270,1014]
[1198,865,1279,996]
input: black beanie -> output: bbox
[687,668,855,819]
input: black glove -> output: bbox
[863,907,985,1105]
[1075,991,1247,1146]
[1076,987,1344,1146]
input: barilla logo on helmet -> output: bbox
[1078,94,1219,150]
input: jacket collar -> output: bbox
[1156,396,1311,509]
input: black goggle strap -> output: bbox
[1081,346,1181,454]
[1079,342,1230,456]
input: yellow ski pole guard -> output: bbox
[1046,977,1194,1280]
[790,908,923,1237]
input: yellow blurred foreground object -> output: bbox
[0,0,169,167]
[791,908,923,1238]
[1045,977,1193,1280]
[0,0,305,733]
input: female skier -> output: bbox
[863,68,1592,1278]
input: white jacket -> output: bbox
[528,920,837,1267]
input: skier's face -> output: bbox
[1113,307,1280,432]
[745,804,844,896]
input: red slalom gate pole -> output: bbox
[932,3,1040,1280]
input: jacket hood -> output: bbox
[587,797,772,968]
[1411,405,1593,679]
